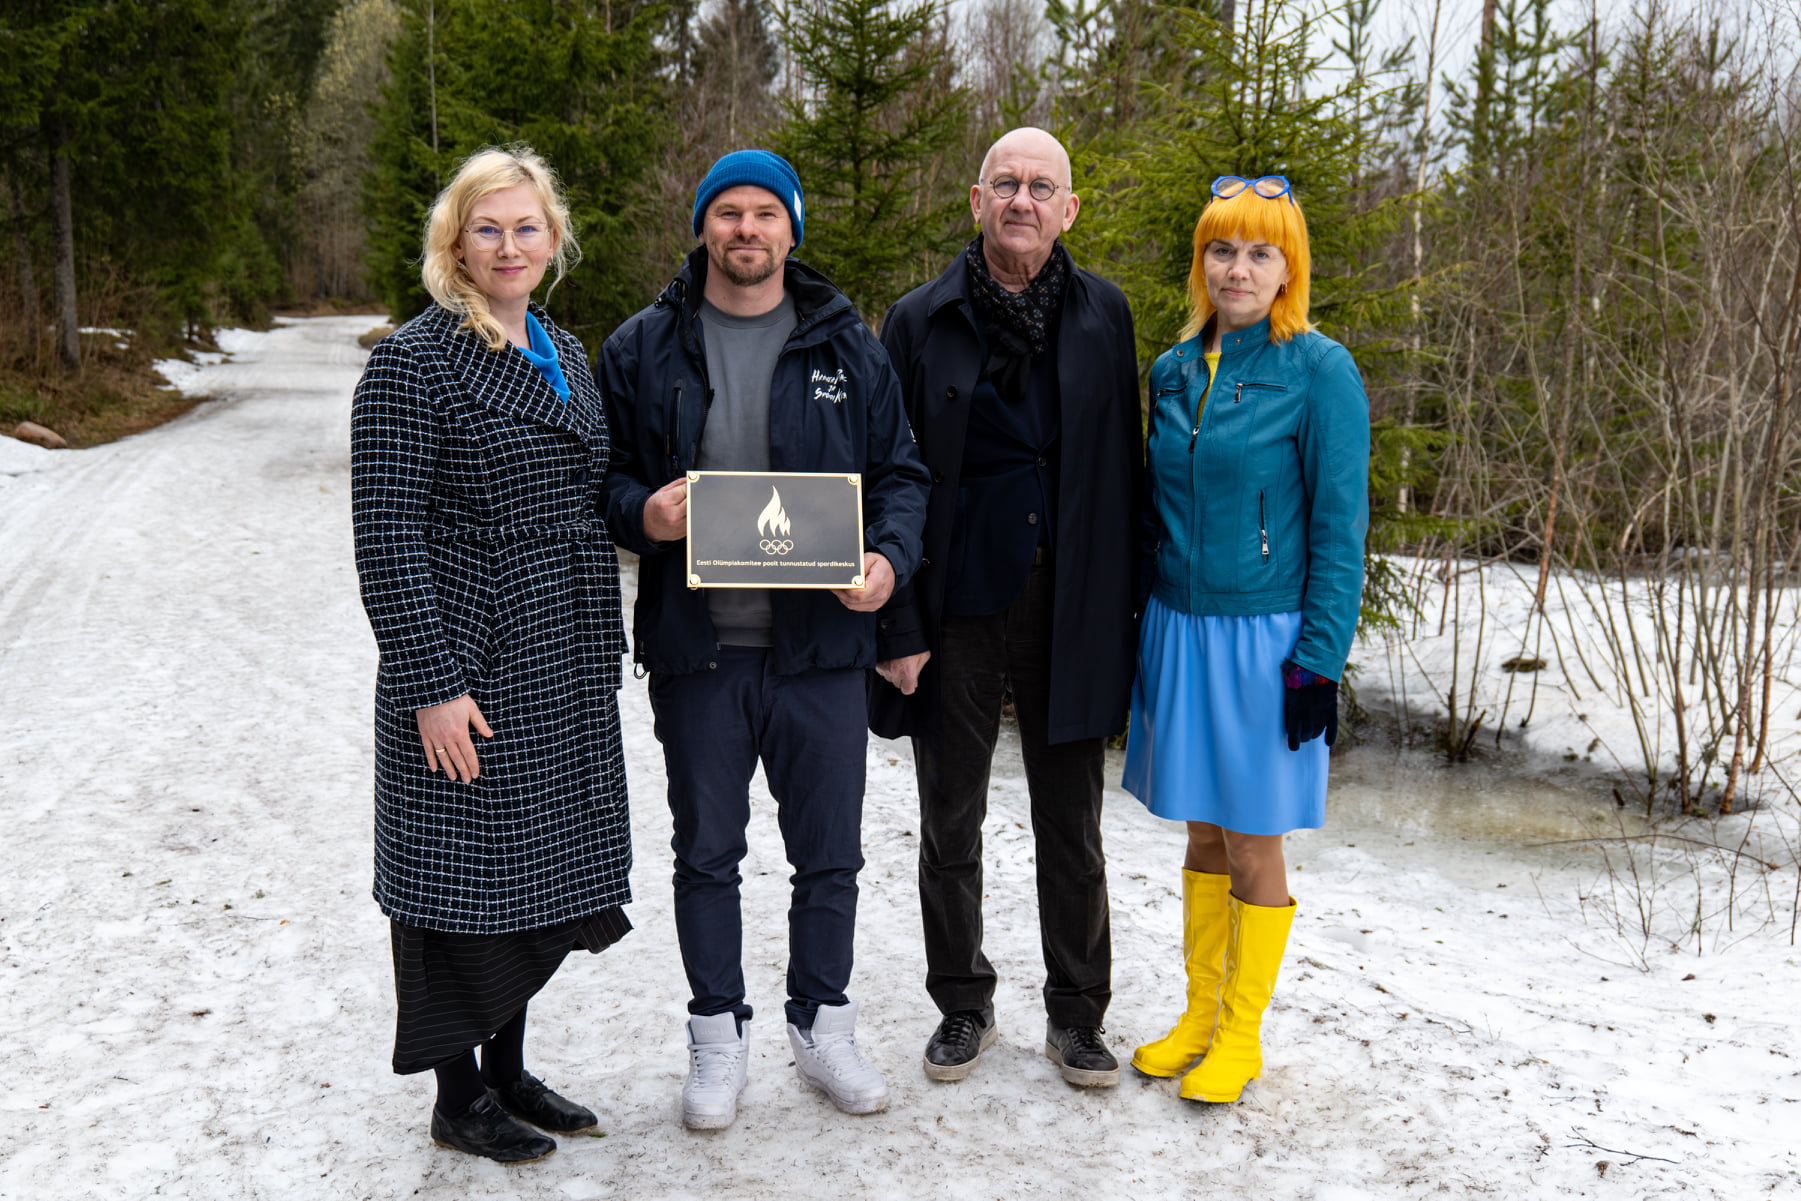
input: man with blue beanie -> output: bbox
[599,151,929,1129]
[691,148,807,250]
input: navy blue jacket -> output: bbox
[598,249,930,676]
[870,251,1144,744]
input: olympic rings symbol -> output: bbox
[760,539,794,555]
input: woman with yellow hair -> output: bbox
[1123,176,1369,1103]
[352,145,631,1162]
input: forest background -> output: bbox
[2,0,1798,832]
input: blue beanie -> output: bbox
[692,149,805,245]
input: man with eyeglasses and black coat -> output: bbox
[868,126,1144,1088]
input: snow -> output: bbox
[77,328,132,351]
[1361,556,1801,805]
[152,341,237,393]
[0,436,56,479]
[0,317,1796,1199]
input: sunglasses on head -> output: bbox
[1211,175,1294,205]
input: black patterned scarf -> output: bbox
[963,233,1070,404]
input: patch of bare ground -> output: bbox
[271,298,387,319]
[0,328,213,449]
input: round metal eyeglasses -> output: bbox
[984,177,1065,202]
[463,224,548,249]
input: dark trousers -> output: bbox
[650,647,867,1028]
[913,565,1111,1027]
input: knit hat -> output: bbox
[691,150,805,245]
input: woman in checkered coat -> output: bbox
[351,146,630,1165]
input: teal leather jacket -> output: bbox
[1144,316,1370,680]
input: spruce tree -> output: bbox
[363,0,675,346]
[1075,0,1419,633]
[768,0,970,322]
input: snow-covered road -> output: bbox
[1,317,1794,1199]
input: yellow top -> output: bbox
[1197,350,1222,427]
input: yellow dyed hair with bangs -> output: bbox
[1182,186,1312,343]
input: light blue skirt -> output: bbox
[1122,599,1327,834]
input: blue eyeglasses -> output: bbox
[1211,175,1294,205]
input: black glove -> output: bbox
[1281,660,1339,751]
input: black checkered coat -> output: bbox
[351,302,631,933]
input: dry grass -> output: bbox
[0,328,220,450]
[0,268,385,450]
[271,298,387,319]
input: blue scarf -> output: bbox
[516,312,571,402]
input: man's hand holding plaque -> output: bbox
[832,552,895,611]
[644,477,689,543]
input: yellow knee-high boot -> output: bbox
[1130,869,1232,1077]
[1178,894,1296,1103]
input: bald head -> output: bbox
[978,127,1072,190]
[970,126,1080,290]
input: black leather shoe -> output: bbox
[430,1092,557,1163]
[923,1009,997,1081]
[490,1071,598,1133]
[1044,1023,1120,1087]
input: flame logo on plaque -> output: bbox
[757,487,793,555]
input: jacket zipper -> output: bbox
[1187,380,1211,453]
[1237,380,1289,402]
[1259,491,1269,561]
[669,376,685,475]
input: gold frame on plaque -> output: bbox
[684,470,866,590]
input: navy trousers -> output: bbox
[649,647,867,1028]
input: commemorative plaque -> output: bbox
[685,470,866,589]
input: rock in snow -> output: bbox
[11,421,68,450]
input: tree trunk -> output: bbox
[45,120,79,372]
[1473,0,1499,161]
[3,166,39,323]
[1221,0,1236,47]
[45,124,79,370]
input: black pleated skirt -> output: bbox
[389,908,631,1075]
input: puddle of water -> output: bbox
[1326,742,1645,843]
[1083,724,1641,889]
[1306,742,1648,891]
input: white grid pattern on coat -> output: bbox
[351,304,631,933]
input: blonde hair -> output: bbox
[421,145,580,351]
[1182,186,1312,343]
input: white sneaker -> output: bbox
[683,1012,748,1130]
[787,1000,890,1115]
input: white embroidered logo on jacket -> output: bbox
[811,367,848,405]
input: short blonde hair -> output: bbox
[420,145,579,351]
[1183,186,1312,343]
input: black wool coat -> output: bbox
[351,303,631,934]
[870,251,1145,745]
